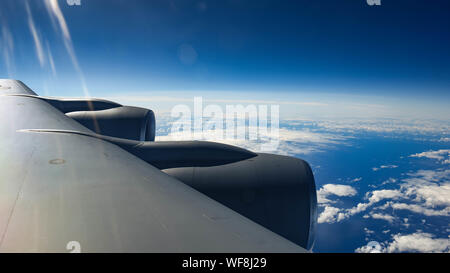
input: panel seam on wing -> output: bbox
[0,147,37,248]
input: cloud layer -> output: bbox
[318,168,450,224]
[356,232,450,253]
[410,149,450,164]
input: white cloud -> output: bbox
[404,182,450,208]
[372,165,398,171]
[368,189,403,204]
[317,206,341,224]
[348,189,402,215]
[318,184,357,198]
[413,169,449,182]
[319,168,450,224]
[155,116,348,154]
[376,202,392,210]
[329,169,450,224]
[410,149,450,164]
[389,202,450,217]
[399,169,450,208]
[336,212,347,222]
[314,119,450,135]
[385,232,450,253]
[364,227,375,235]
[356,232,450,253]
[347,202,372,216]
[158,127,344,154]
[351,177,362,183]
[369,169,450,217]
[370,213,395,223]
[318,188,402,223]
[319,189,403,224]
[317,184,357,205]
[379,178,397,186]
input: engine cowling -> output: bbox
[163,153,318,250]
[66,106,155,141]
[28,123,317,249]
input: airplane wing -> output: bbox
[0,79,309,253]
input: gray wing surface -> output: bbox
[0,79,306,252]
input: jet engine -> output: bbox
[163,153,318,250]
[67,106,155,141]
[56,98,316,250]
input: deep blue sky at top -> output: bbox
[1,0,450,99]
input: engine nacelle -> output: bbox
[163,153,318,250]
[67,106,155,141]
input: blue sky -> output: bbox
[0,0,449,118]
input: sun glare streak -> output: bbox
[43,0,89,96]
[43,0,90,97]
[26,1,46,68]
[45,41,57,77]
[0,23,15,78]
